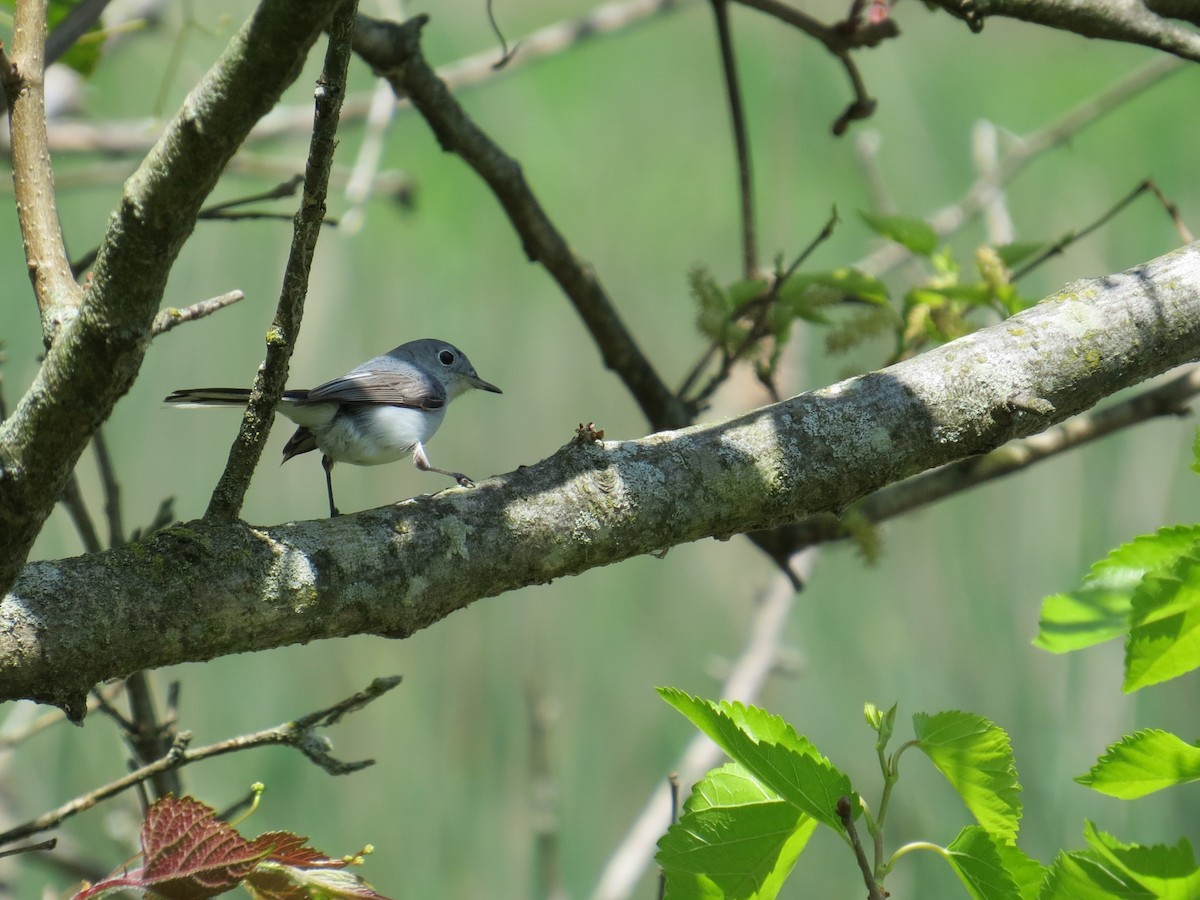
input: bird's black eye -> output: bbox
[438,349,456,366]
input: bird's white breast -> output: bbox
[312,404,446,466]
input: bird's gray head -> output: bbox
[393,339,502,399]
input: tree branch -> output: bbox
[205,0,358,522]
[5,241,1199,716]
[0,0,346,597]
[351,14,691,430]
[926,0,1200,62]
[1,0,83,343]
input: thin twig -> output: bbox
[353,14,689,430]
[0,837,56,860]
[151,290,245,337]
[1,0,84,344]
[0,676,402,848]
[858,54,1187,277]
[1011,179,1148,281]
[121,673,182,800]
[0,685,124,754]
[91,428,126,549]
[838,796,886,900]
[58,474,103,554]
[204,0,358,521]
[709,0,757,277]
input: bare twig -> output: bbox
[527,679,566,900]
[0,837,56,860]
[0,676,401,848]
[58,474,103,554]
[353,14,690,429]
[838,796,886,900]
[1011,179,1166,281]
[151,290,246,337]
[1,0,84,344]
[0,685,124,754]
[859,55,1187,277]
[734,0,894,134]
[91,429,126,549]
[121,673,182,800]
[927,0,1200,62]
[709,0,757,277]
[205,0,358,521]
[590,554,812,899]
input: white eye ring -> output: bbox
[438,349,456,366]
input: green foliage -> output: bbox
[860,211,939,256]
[656,694,1048,899]
[657,763,818,900]
[1041,823,1200,899]
[912,711,1022,841]
[1034,524,1200,654]
[1075,729,1200,799]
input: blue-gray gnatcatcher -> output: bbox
[165,338,501,517]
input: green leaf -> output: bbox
[1033,588,1133,653]
[912,711,1022,840]
[1082,821,1200,897]
[658,689,856,831]
[1034,526,1200,653]
[1076,729,1200,799]
[777,268,891,308]
[994,242,1045,269]
[1124,551,1200,690]
[995,841,1048,900]
[859,211,938,255]
[1039,849,1154,899]
[658,763,817,900]
[944,826,1023,900]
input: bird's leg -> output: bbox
[322,454,341,517]
[412,442,474,487]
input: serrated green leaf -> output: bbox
[1124,551,1200,691]
[994,242,1045,269]
[944,826,1023,900]
[1076,729,1200,799]
[1082,821,1200,897]
[994,841,1048,900]
[1039,849,1154,899]
[912,711,1022,840]
[658,689,856,831]
[1033,588,1133,653]
[859,211,938,255]
[1034,526,1200,654]
[658,763,817,900]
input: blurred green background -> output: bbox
[3,0,1200,896]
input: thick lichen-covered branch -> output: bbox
[4,241,1199,717]
[0,0,346,596]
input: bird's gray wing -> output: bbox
[302,367,447,410]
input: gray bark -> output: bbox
[5,241,1200,718]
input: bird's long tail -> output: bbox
[164,388,311,406]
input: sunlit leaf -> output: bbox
[944,826,1023,900]
[1124,551,1200,690]
[658,688,856,831]
[1076,729,1200,799]
[658,763,817,900]
[1082,820,1200,897]
[912,711,1022,840]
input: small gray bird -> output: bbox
[165,339,502,517]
